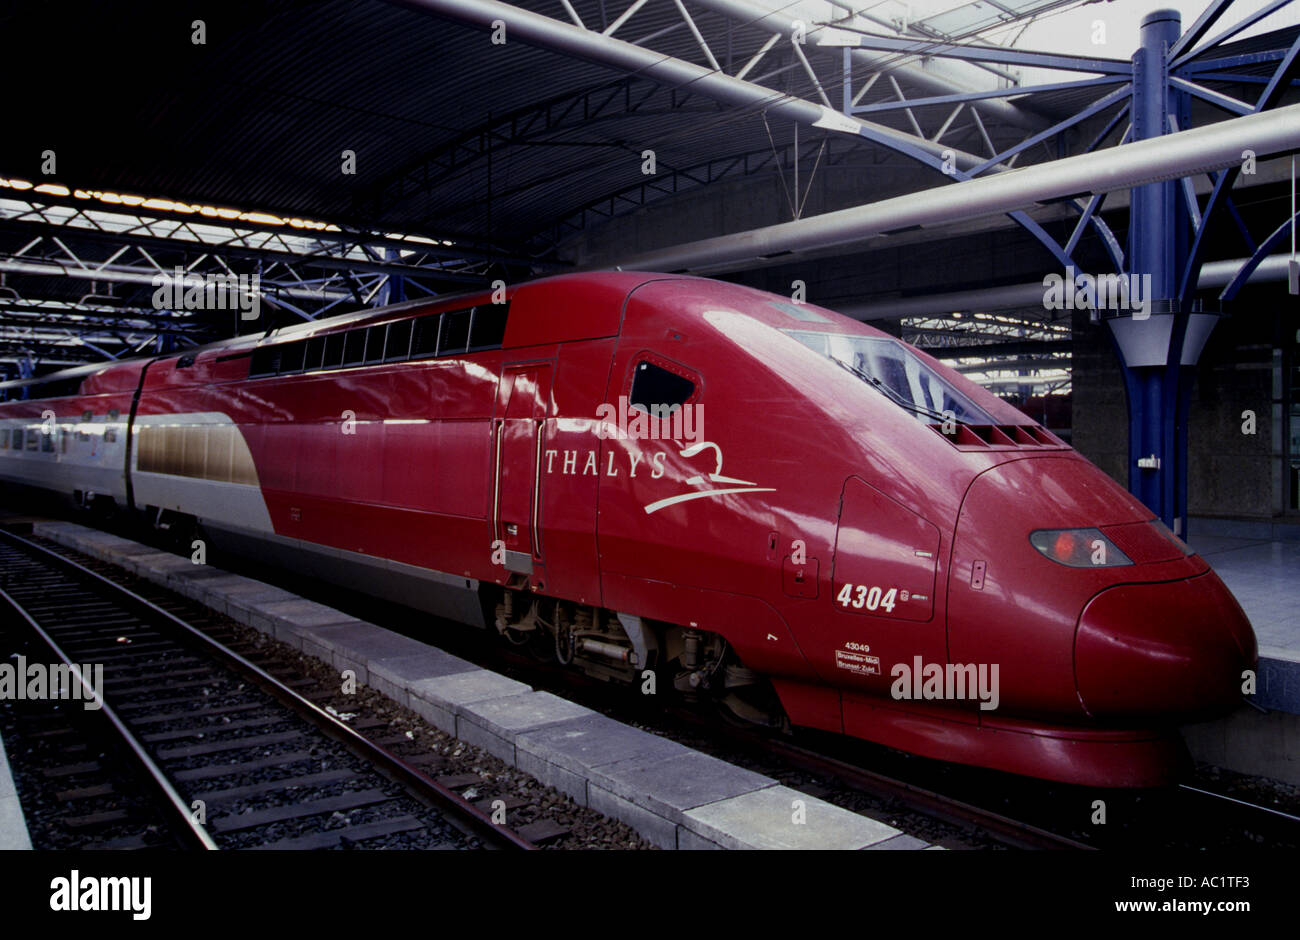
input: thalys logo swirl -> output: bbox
[643,441,774,515]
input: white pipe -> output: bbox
[608,106,1300,274]
[838,256,1296,320]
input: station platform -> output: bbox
[0,732,32,849]
[1180,517,1300,784]
[24,520,929,850]
[1188,517,1300,714]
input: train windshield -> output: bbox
[786,330,994,425]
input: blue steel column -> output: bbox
[1115,8,1199,536]
[16,355,34,400]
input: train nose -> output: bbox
[1074,571,1257,720]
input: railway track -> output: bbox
[481,646,1094,849]
[1173,783,1300,842]
[13,520,1299,852]
[0,528,536,851]
[494,646,1300,851]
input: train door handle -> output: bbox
[531,418,543,558]
[491,419,503,543]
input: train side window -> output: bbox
[25,378,80,400]
[305,336,327,371]
[411,315,440,358]
[27,429,39,451]
[279,340,307,374]
[469,303,508,350]
[439,309,471,356]
[0,429,7,449]
[385,319,413,361]
[364,325,387,365]
[322,332,345,369]
[249,346,281,378]
[342,330,366,366]
[104,409,120,443]
[630,361,695,415]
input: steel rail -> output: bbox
[0,528,535,851]
[0,572,219,849]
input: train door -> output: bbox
[494,364,553,586]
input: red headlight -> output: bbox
[1029,528,1133,568]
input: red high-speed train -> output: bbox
[0,272,1256,786]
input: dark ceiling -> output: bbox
[0,1,1294,371]
[0,0,1137,252]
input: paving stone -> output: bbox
[295,622,367,664]
[410,670,531,712]
[189,574,260,607]
[869,834,932,850]
[0,752,16,804]
[676,827,724,850]
[123,552,183,576]
[407,671,531,737]
[591,750,775,823]
[330,630,436,680]
[458,692,596,763]
[151,556,204,582]
[515,712,689,784]
[683,784,901,850]
[70,529,118,543]
[1256,649,1300,714]
[166,565,230,600]
[248,599,357,642]
[0,735,31,850]
[99,540,160,558]
[588,783,679,850]
[367,650,479,707]
[1182,714,1228,767]
[216,582,300,622]
[408,695,456,735]
[514,749,591,806]
[0,793,28,850]
[79,533,151,557]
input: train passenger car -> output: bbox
[0,272,1257,787]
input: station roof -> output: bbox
[0,1,1295,372]
[8,1,1287,255]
